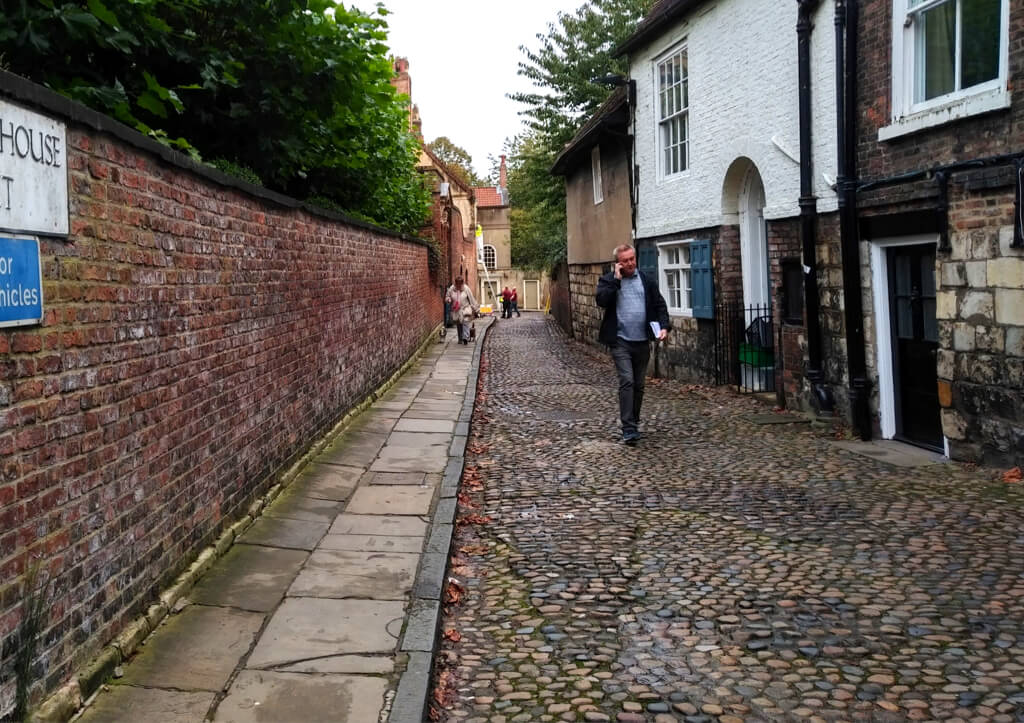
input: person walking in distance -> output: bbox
[500,286,512,319]
[510,287,521,317]
[595,244,670,445]
[445,277,479,345]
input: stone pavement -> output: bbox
[434,315,1024,723]
[75,320,489,723]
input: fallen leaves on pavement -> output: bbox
[444,578,465,604]
[457,513,493,527]
[1003,467,1022,483]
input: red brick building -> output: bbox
[848,0,1022,463]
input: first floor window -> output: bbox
[898,0,1004,109]
[658,241,692,314]
[483,245,496,270]
[656,44,688,178]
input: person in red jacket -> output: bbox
[510,287,521,317]
[500,286,513,319]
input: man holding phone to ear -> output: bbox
[595,244,670,445]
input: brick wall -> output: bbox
[855,0,1024,463]
[0,86,440,714]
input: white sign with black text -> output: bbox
[0,99,68,236]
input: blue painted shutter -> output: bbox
[637,243,657,280]
[691,239,713,319]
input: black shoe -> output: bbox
[623,434,639,446]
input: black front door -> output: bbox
[889,244,942,449]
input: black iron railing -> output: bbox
[715,302,775,393]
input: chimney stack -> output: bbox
[499,154,507,189]
[390,57,411,101]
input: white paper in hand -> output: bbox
[650,321,662,338]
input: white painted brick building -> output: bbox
[629,0,838,238]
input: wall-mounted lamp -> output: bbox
[590,73,629,87]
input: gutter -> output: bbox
[797,0,835,413]
[835,0,871,439]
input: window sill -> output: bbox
[879,89,1011,142]
[668,310,693,318]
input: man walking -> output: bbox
[595,244,670,445]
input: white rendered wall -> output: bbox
[630,0,838,238]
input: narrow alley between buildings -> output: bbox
[434,314,1024,723]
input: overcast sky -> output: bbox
[347,0,586,179]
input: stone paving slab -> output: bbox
[287,549,419,599]
[369,444,448,472]
[318,431,388,467]
[346,413,399,435]
[361,470,428,486]
[329,513,428,537]
[76,685,214,723]
[296,463,362,500]
[405,400,463,413]
[276,655,394,675]
[393,418,457,433]
[369,400,412,412]
[262,488,344,524]
[237,517,328,551]
[119,606,264,691]
[190,545,307,612]
[345,486,434,515]
[383,431,452,447]
[396,408,459,421]
[216,670,386,723]
[247,598,404,668]
[318,533,425,553]
[214,670,388,723]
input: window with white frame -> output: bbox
[591,146,603,204]
[483,245,497,270]
[886,0,1008,136]
[656,44,688,178]
[657,240,693,314]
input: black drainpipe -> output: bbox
[836,0,871,439]
[797,0,834,413]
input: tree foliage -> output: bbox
[427,136,483,187]
[512,0,652,147]
[507,0,651,269]
[0,0,430,233]
[506,133,565,271]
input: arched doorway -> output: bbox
[739,166,769,314]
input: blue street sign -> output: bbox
[0,236,43,327]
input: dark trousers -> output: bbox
[610,339,650,438]
[511,301,520,316]
[501,300,511,318]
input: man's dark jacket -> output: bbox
[595,269,671,346]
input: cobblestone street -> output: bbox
[434,314,1024,723]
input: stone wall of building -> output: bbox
[568,263,605,347]
[0,82,440,714]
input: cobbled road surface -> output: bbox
[433,314,1024,723]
